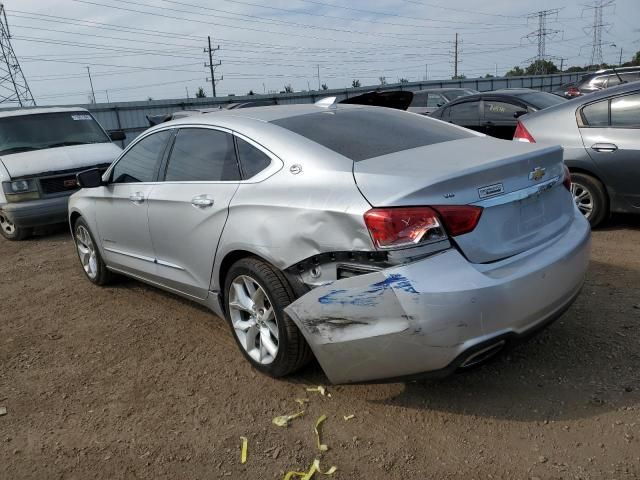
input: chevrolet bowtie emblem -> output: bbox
[529,166,546,182]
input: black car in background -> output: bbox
[430,89,567,139]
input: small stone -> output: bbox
[538,456,548,464]
[0,407,6,417]
[624,386,633,393]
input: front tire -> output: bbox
[0,213,32,241]
[224,257,312,377]
[73,217,112,285]
[570,172,608,228]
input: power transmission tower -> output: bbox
[522,9,562,74]
[204,36,222,97]
[583,0,615,67]
[450,33,461,78]
[0,4,35,106]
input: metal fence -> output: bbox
[55,72,585,147]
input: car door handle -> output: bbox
[191,195,214,208]
[591,143,618,152]
[129,192,145,203]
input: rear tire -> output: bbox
[0,213,32,241]
[570,172,608,228]
[224,257,313,377]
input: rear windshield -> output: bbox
[443,90,474,101]
[0,111,110,156]
[271,108,473,161]
[514,92,567,110]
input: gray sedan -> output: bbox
[514,81,640,227]
[69,104,590,384]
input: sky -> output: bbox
[4,0,639,105]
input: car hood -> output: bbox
[0,142,122,178]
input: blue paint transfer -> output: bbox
[318,273,417,306]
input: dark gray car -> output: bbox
[407,88,478,115]
[514,81,640,226]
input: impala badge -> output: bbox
[529,166,546,182]
[478,183,504,199]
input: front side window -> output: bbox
[0,111,110,156]
[236,137,271,178]
[164,128,240,182]
[111,130,172,183]
[448,101,481,123]
[611,93,640,128]
[581,100,609,127]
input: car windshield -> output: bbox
[0,111,110,156]
[271,107,473,161]
[513,92,567,109]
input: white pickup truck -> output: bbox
[0,107,123,240]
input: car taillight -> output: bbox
[563,165,571,191]
[513,121,535,143]
[431,205,484,236]
[364,205,483,250]
[567,86,580,97]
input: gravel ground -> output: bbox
[1,216,639,479]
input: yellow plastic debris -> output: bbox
[240,436,248,464]
[272,411,305,427]
[343,414,355,421]
[294,398,309,405]
[306,386,327,396]
[283,459,337,480]
[314,415,329,452]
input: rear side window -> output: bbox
[165,128,240,182]
[611,93,640,127]
[483,101,522,121]
[271,108,472,161]
[427,93,444,108]
[582,100,609,127]
[111,130,171,183]
[236,137,272,178]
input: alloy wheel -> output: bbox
[0,214,16,235]
[570,181,594,219]
[75,224,98,279]
[228,275,279,365]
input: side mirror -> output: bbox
[514,110,527,118]
[108,130,126,141]
[436,103,444,107]
[76,168,105,188]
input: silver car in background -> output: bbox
[514,81,640,227]
[69,104,590,384]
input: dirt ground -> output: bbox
[1,216,639,480]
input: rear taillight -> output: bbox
[563,165,571,191]
[432,205,484,236]
[513,121,535,143]
[567,86,580,97]
[364,205,483,250]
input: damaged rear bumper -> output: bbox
[285,210,591,384]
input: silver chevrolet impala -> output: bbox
[69,104,590,384]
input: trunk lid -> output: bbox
[354,136,574,263]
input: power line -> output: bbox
[522,9,562,74]
[0,4,35,106]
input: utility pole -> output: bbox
[86,66,96,104]
[105,89,110,103]
[495,63,498,77]
[185,86,189,99]
[317,64,320,90]
[583,0,614,67]
[454,33,459,78]
[0,3,35,106]
[618,46,623,66]
[205,36,221,97]
[523,9,561,74]
[425,64,428,81]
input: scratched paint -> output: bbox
[317,273,417,306]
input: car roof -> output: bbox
[165,102,371,127]
[594,66,640,74]
[413,88,476,94]
[0,106,90,119]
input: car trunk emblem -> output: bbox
[529,167,546,182]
